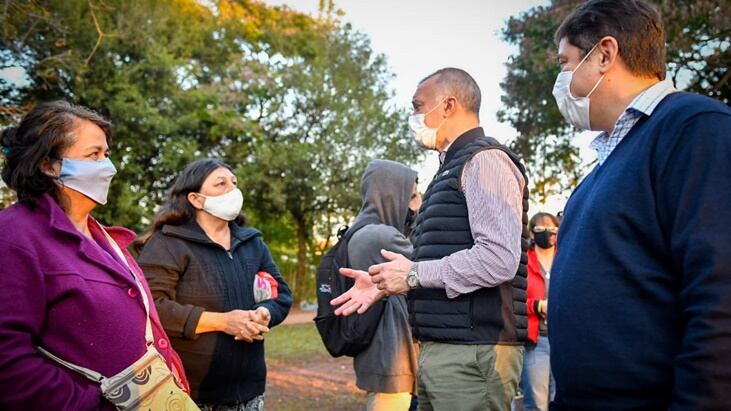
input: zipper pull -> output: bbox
[226,251,233,259]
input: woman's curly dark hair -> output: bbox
[1,100,111,206]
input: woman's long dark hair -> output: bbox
[135,158,245,250]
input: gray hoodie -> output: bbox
[347,159,419,394]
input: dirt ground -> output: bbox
[265,310,367,410]
[266,356,366,411]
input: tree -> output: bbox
[499,0,730,203]
[0,0,421,303]
[226,21,421,302]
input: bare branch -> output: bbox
[85,0,105,66]
[714,69,731,92]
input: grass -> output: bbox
[265,323,329,363]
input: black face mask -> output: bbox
[534,231,554,249]
[404,208,417,237]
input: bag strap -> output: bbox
[96,221,155,347]
[37,346,104,383]
[37,222,159,383]
[342,217,381,242]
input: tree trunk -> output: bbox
[294,215,308,306]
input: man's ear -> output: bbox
[443,96,458,117]
[597,36,620,74]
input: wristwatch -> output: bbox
[406,263,420,289]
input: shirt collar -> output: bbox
[439,127,484,164]
[625,77,676,117]
[590,78,676,147]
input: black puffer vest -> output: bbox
[408,127,529,344]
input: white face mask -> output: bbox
[408,98,447,150]
[197,188,243,221]
[58,157,117,205]
[552,43,605,130]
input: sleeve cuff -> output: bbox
[255,302,277,324]
[182,306,205,340]
[417,260,445,289]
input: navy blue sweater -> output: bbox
[549,92,731,410]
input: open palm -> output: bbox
[330,267,385,316]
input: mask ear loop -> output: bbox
[431,97,451,131]
[567,42,602,99]
[423,97,448,116]
[573,42,600,73]
[192,192,207,210]
[45,156,64,181]
[586,74,605,98]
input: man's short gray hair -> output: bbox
[419,68,481,116]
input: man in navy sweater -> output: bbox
[548,0,731,410]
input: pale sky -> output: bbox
[263,0,598,214]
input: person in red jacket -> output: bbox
[520,212,559,411]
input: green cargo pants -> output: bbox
[416,342,524,411]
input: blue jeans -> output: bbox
[519,336,555,411]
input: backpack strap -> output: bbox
[342,217,383,242]
[340,217,382,267]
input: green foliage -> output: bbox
[0,0,421,302]
[499,0,730,203]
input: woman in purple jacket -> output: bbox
[0,101,189,410]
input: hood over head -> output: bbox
[353,159,418,234]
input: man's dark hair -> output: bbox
[555,0,666,80]
[419,68,482,116]
[1,100,112,205]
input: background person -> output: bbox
[519,212,559,411]
[347,159,421,411]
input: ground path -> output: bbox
[266,309,366,410]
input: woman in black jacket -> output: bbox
[136,158,292,410]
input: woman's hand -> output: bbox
[233,318,270,343]
[197,310,269,342]
[219,309,269,342]
[250,306,271,326]
[538,300,548,319]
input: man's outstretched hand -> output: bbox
[331,267,386,316]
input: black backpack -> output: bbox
[314,219,386,357]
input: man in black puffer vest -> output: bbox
[333,68,530,410]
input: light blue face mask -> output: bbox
[58,157,117,205]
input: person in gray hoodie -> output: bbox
[348,159,421,411]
